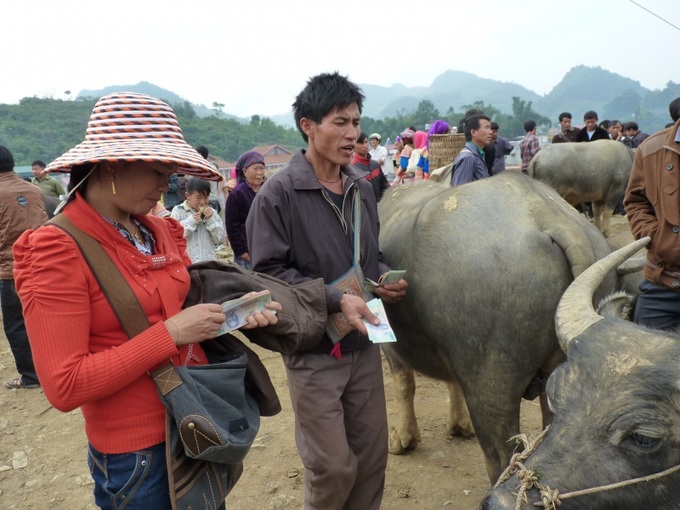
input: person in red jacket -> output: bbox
[351,131,389,201]
[13,92,280,509]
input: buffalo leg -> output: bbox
[387,366,421,454]
[446,381,475,438]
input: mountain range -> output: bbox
[77,66,679,133]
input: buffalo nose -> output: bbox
[479,494,499,510]
[479,492,516,510]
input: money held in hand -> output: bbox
[363,298,397,343]
[364,269,407,293]
[217,291,272,335]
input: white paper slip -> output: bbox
[217,291,272,335]
[363,298,397,343]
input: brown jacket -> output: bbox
[184,261,328,415]
[551,127,579,143]
[0,171,49,279]
[625,119,680,289]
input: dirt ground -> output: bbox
[0,336,544,510]
[0,215,632,510]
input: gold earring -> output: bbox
[110,172,116,195]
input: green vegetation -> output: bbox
[1,94,552,166]
[360,97,551,142]
[0,97,306,166]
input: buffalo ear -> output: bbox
[556,237,650,352]
[596,291,636,321]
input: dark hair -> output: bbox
[523,120,537,132]
[627,121,639,131]
[611,120,622,128]
[458,108,485,134]
[357,132,368,144]
[669,97,680,122]
[583,110,598,121]
[32,160,47,169]
[490,121,499,130]
[0,145,15,173]
[558,112,572,122]
[463,114,491,142]
[185,177,211,196]
[407,125,416,132]
[195,145,209,159]
[599,120,611,130]
[293,71,364,143]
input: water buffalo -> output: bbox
[527,139,634,235]
[378,172,639,483]
[481,236,680,510]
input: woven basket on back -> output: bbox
[428,133,466,170]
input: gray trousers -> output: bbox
[282,344,387,510]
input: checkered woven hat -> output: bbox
[46,92,222,181]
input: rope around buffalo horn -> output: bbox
[493,425,680,509]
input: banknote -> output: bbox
[364,269,407,293]
[326,267,370,344]
[217,291,272,335]
[363,298,397,343]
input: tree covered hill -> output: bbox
[2,66,677,165]
[0,97,305,166]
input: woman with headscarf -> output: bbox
[225,150,266,269]
[12,93,281,509]
[408,130,429,180]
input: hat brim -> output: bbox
[46,140,223,181]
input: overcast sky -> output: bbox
[3,0,678,118]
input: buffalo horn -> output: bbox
[616,256,646,275]
[555,237,651,352]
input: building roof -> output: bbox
[252,144,293,157]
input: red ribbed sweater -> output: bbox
[13,194,207,453]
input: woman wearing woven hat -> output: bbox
[12,92,280,509]
[225,150,266,270]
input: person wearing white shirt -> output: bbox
[368,133,391,178]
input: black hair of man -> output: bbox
[407,125,417,132]
[357,132,368,144]
[0,145,15,173]
[611,120,622,127]
[599,120,611,130]
[195,145,209,159]
[31,160,47,169]
[292,71,365,143]
[490,121,500,130]
[627,121,639,131]
[463,114,491,142]
[458,108,485,134]
[523,120,537,133]
[583,110,599,121]
[669,97,680,122]
[185,177,211,196]
[558,112,572,122]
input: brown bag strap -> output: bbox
[48,214,151,337]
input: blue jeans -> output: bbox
[0,279,39,385]
[88,443,171,509]
[634,279,680,331]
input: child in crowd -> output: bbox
[170,177,225,263]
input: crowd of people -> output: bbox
[1,75,679,509]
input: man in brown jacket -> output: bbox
[0,146,49,388]
[624,119,680,329]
